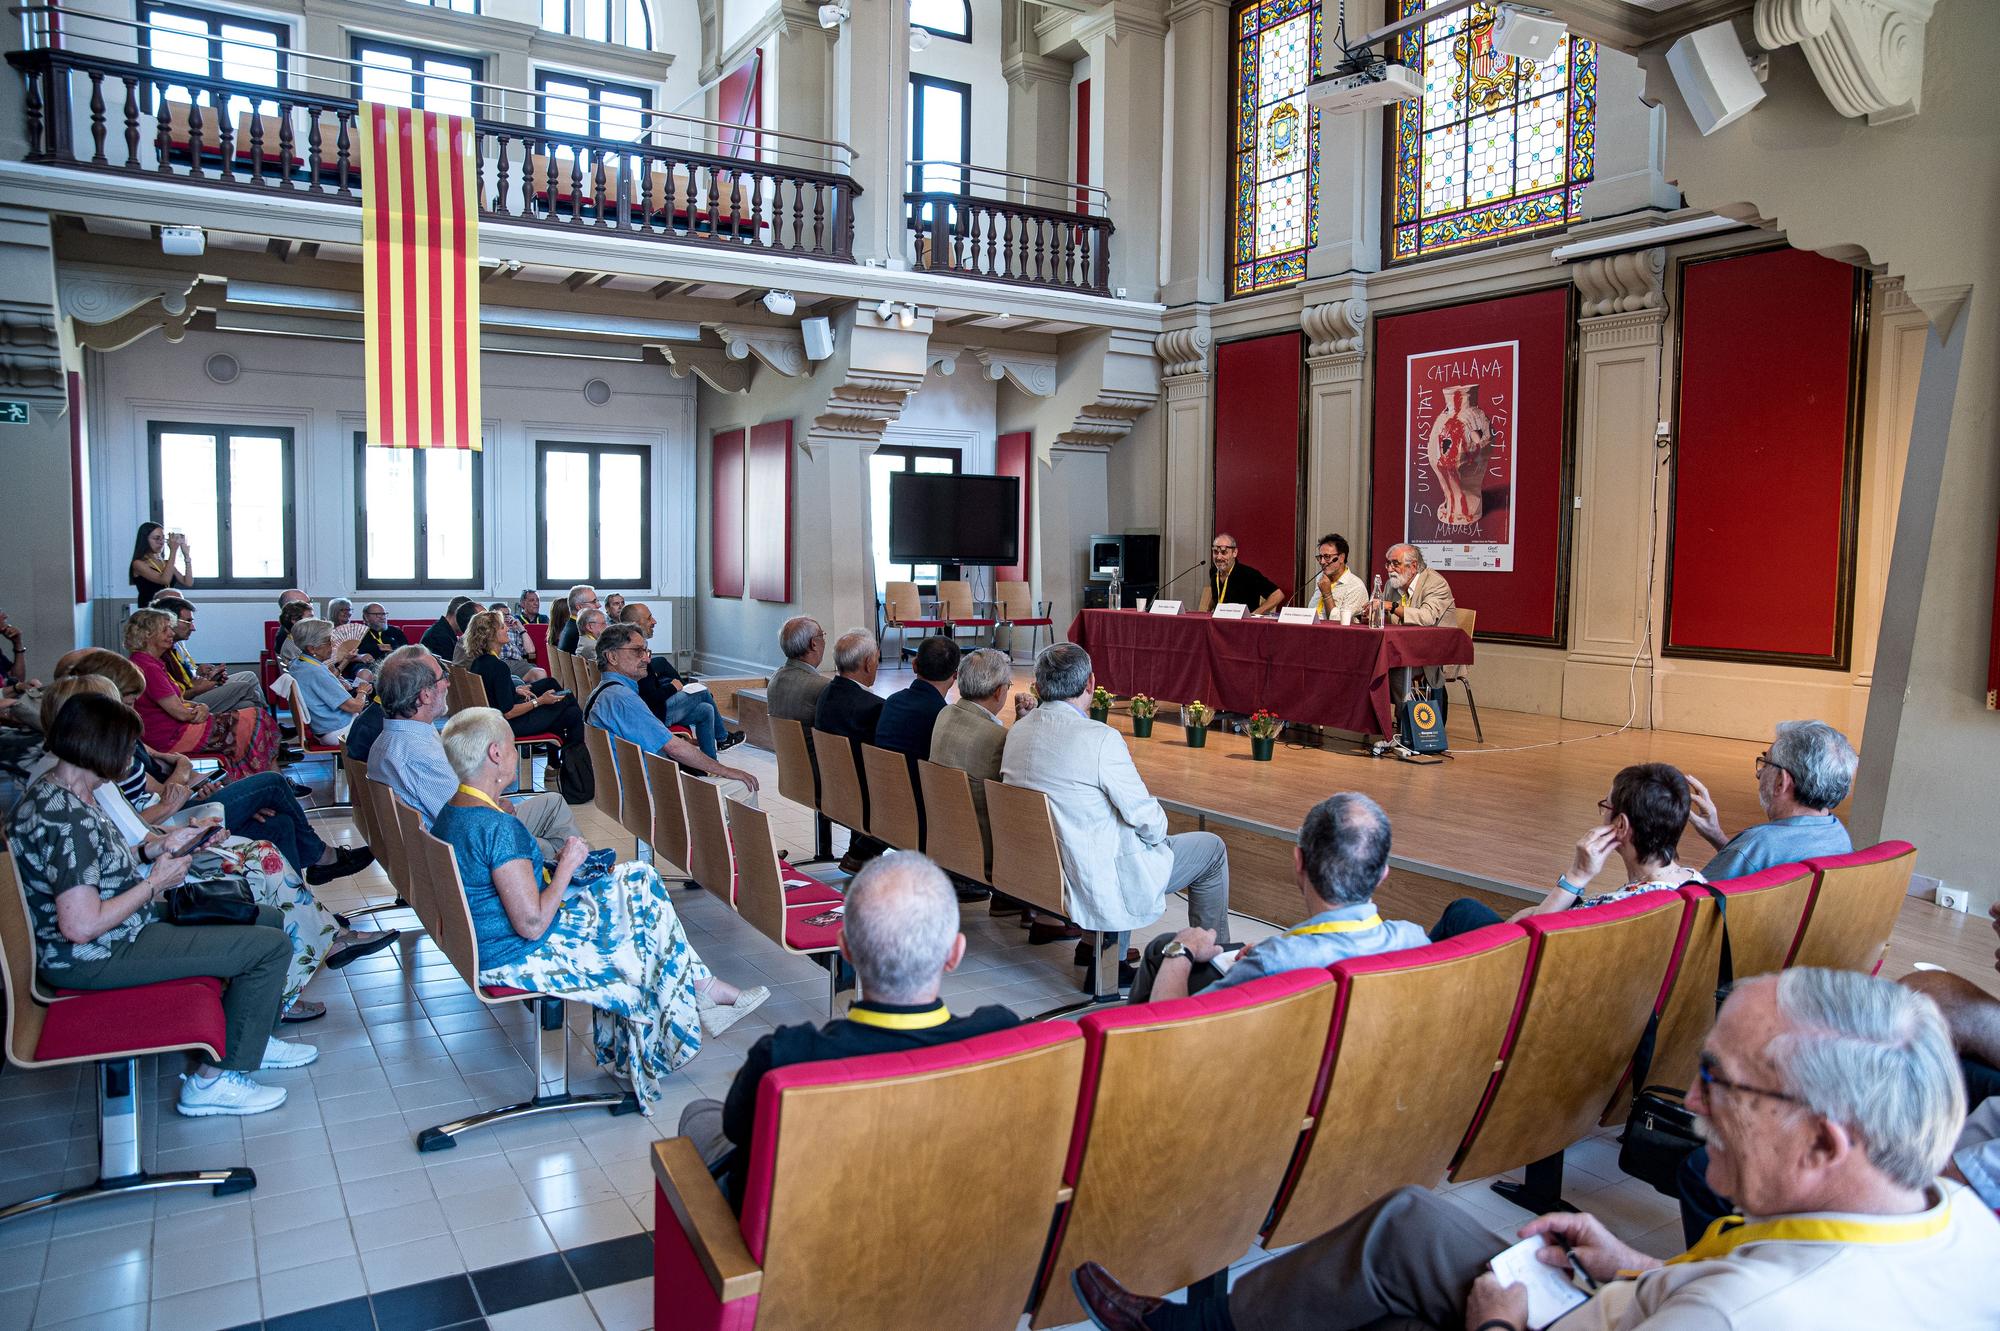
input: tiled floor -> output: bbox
[0,739,1683,1330]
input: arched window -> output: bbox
[622,0,653,49]
[1227,0,1320,298]
[1389,1,1596,263]
[910,0,970,42]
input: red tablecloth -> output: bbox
[1067,609,1474,737]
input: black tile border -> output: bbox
[219,1232,654,1330]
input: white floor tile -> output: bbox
[586,1277,653,1331]
[488,1292,601,1331]
[145,1278,261,1331]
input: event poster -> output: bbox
[1404,339,1517,572]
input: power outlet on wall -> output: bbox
[1935,884,1970,913]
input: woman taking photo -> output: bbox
[129,522,192,609]
[5,692,313,1116]
[461,610,588,801]
[432,708,767,1110]
[125,609,275,781]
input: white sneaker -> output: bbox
[177,1070,287,1117]
[259,1037,320,1070]
[699,984,770,1038]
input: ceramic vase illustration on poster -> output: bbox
[1404,339,1518,571]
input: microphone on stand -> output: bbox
[1152,559,1208,599]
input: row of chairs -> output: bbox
[881,578,1054,660]
[652,840,1918,1330]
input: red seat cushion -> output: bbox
[891,619,949,629]
[782,904,844,952]
[1012,618,1054,627]
[779,862,842,908]
[480,984,533,999]
[951,618,997,629]
[37,979,228,1063]
[513,733,561,745]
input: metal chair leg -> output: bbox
[1459,680,1484,743]
[417,998,638,1151]
[1032,929,1129,1021]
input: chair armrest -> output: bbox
[652,1137,762,1302]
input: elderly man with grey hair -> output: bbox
[676,852,1022,1209]
[1688,719,1857,881]
[767,616,830,727]
[813,628,889,871]
[1074,967,2000,1331]
[1002,643,1232,964]
[555,584,599,654]
[571,608,610,661]
[585,624,759,803]
[367,645,585,858]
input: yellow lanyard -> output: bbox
[1213,567,1231,606]
[1668,1201,1952,1266]
[455,784,506,813]
[843,1002,952,1031]
[1285,914,1383,937]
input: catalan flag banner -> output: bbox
[359,102,481,450]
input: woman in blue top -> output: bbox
[431,707,768,1110]
[285,619,371,744]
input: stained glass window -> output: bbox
[1229,0,1321,298]
[1390,1,1595,263]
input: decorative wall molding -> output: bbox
[1047,329,1162,457]
[0,306,59,392]
[1579,311,1671,352]
[712,324,808,377]
[926,347,961,376]
[658,344,754,394]
[1155,324,1212,377]
[1000,50,1072,90]
[804,315,931,455]
[1573,247,1667,319]
[58,265,201,328]
[1754,0,1936,124]
[971,347,1058,397]
[1302,297,1368,358]
[1307,354,1366,386]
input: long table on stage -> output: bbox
[1068,609,1475,737]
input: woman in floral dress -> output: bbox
[430,708,768,1110]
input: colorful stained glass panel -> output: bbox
[1228,0,1322,297]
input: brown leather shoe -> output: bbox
[1070,1262,1166,1331]
[1028,919,1084,946]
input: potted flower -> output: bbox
[1089,684,1112,723]
[1248,709,1281,761]
[1129,694,1157,738]
[1183,700,1211,748]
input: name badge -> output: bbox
[1148,599,1183,616]
[1276,606,1318,625]
[1210,603,1247,619]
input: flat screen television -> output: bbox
[888,472,1021,566]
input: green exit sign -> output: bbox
[0,401,26,425]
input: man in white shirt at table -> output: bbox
[1308,533,1369,622]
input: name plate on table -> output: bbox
[1148,599,1183,615]
[1275,606,1319,625]
[1210,603,1247,620]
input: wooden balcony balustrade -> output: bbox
[905,190,1114,296]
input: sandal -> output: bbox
[326,928,401,969]
[698,983,770,1038]
[281,999,327,1023]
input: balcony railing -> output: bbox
[905,162,1113,296]
[7,45,859,262]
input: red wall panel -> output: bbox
[711,428,744,599]
[1213,333,1303,599]
[1074,80,1091,216]
[745,420,792,602]
[1667,248,1862,664]
[995,431,1032,582]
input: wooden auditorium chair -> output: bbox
[1447,891,1688,1211]
[450,665,562,794]
[641,748,695,885]
[881,580,948,661]
[858,742,923,851]
[995,578,1055,659]
[916,759,994,888]
[1263,922,1532,1247]
[769,716,834,863]
[1028,971,1337,1328]
[1787,841,1919,974]
[266,670,351,808]
[584,721,625,826]
[0,853,256,1222]
[809,727,871,854]
[1444,607,1483,742]
[936,579,998,649]
[678,768,740,908]
[612,736,655,862]
[651,1024,1085,1331]
[985,780,1126,1011]
[724,797,850,1017]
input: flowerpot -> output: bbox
[1131,716,1154,738]
[1250,736,1275,761]
[1184,725,1207,748]
[1089,705,1110,723]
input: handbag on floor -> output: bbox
[1619,883,1732,1194]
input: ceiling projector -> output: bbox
[1308,61,1422,115]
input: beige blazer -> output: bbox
[928,697,1007,853]
[1396,567,1457,627]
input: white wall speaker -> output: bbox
[1666,20,1766,136]
[801,316,834,361]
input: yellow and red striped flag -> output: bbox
[359,102,482,451]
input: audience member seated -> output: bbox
[583,626,758,804]
[516,589,546,625]
[1937,904,2000,1212]
[1431,763,1707,941]
[548,597,571,650]
[814,629,889,871]
[130,521,193,608]
[1073,968,2000,1331]
[285,619,372,744]
[151,594,265,715]
[370,646,583,858]
[1003,643,1232,951]
[0,606,29,697]
[875,635,960,762]
[604,592,628,622]
[487,601,548,683]
[271,601,313,671]
[1688,719,1857,880]
[432,708,768,1110]
[556,584,599,654]
[621,602,741,757]
[676,852,1019,1208]
[1130,793,1426,1003]
[571,608,609,660]
[444,600,482,664]
[357,601,408,661]
[766,615,830,726]
[928,646,1031,865]
[462,610,589,804]
[420,596,473,660]
[127,608,275,781]
[6,693,314,1117]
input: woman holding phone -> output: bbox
[129,522,193,608]
[125,608,276,781]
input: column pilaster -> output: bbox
[1301,296,1368,553]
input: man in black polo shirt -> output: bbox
[420,596,473,660]
[1197,532,1285,614]
[677,852,1019,1209]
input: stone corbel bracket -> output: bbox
[804,311,931,456]
[0,306,61,391]
[60,265,206,352]
[1155,324,1213,378]
[1046,330,1161,462]
[1572,247,1667,319]
[926,346,961,377]
[1301,298,1367,359]
[656,343,754,394]
[713,323,809,377]
[1754,0,1936,124]
[972,347,1058,397]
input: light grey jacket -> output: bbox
[1000,699,1171,933]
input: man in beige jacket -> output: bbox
[1071,967,2000,1331]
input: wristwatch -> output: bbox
[1160,940,1193,964]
